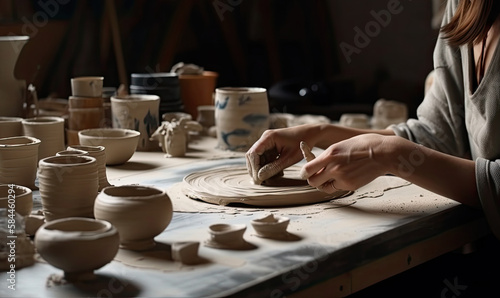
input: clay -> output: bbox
[205,223,254,250]
[182,165,351,207]
[34,217,119,282]
[339,113,371,129]
[0,136,41,189]
[171,241,201,265]
[66,145,112,191]
[25,214,45,236]
[150,118,203,157]
[78,128,140,165]
[22,117,65,161]
[38,155,98,221]
[94,185,173,251]
[0,210,35,270]
[0,117,23,138]
[371,98,408,129]
[0,184,33,216]
[56,149,89,157]
[251,213,290,238]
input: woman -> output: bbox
[246,0,500,238]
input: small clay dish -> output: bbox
[206,223,247,249]
[0,184,33,216]
[251,214,290,238]
[34,217,119,281]
[78,128,140,165]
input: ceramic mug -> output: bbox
[110,94,160,151]
[214,87,269,151]
[0,136,40,189]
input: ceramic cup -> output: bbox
[34,217,119,281]
[0,117,23,138]
[94,185,173,251]
[22,117,65,161]
[111,94,160,151]
[178,71,218,119]
[66,145,111,191]
[71,76,104,97]
[214,87,269,151]
[38,155,98,221]
[0,184,33,216]
[0,136,40,189]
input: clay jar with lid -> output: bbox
[38,155,98,221]
[34,217,119,282]
[0,136,40,189]
[94,185,173,251]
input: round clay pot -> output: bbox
[66,145,111,191]
[94,185,173,251]
[0,184,33,216]
[214,87,269,151]
[38,155,98,221]
[22,117,65,161]
[34,217,119,281]
[110,94,160,151]
[78,128,140,165]
[0,136,40,189]
[0,117,23,138]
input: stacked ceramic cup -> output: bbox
[130,72,183,116]
[67,76,105,145]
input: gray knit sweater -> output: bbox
[391,0,500,237]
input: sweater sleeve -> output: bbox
[390,0,469,158]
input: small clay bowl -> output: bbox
[208,223,246,248]
[34,217,119,281]
[251,214,290,237]
[78,128,140,165]
[0,184,33,216]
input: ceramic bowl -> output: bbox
[251,214,290,237]
[0,184,33,216]
[34,217,119,281]
[208,223,246,247]
[94,185,173,251]
[78,128,140,165]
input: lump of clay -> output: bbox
[171,62,204,75]
[371,98,408,129]
[0,209,35,270]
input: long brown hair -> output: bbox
[441,0,500,46]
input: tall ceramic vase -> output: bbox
[38,155,98,221]
[214,87,269,151]
[22,117,65,161]
[0,136,40,189]
[0,36,29,117]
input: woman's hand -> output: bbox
[300,134,392,193]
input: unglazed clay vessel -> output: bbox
[0,184,33,216]
[0,117,23,138]
[66,145,111,191]
[22,116,65,161]
[111,94,160,151]
[171,241,200,265]
[78,128,140,165]
[214,87,269,151]
[205,223,247,249]
[70,76,104,97]
[251,213,290,238]
[371,98,408,129]
[94,185,173,251]
[34,217,119,281]
[56,149,89,157]
[38,155,98,221]
[0,136,40,189]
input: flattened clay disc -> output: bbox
[182,165,350,206]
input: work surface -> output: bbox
[3,136,491,297]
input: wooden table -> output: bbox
[3,136,490,297]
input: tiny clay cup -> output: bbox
[34,217,119,282]
[94,185,173,251]
[0,184,33,216]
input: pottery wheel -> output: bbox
[182,165,351,207]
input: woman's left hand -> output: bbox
[300,134,392,193]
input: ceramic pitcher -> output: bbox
[0,36,29,117]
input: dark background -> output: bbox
[0,0,439,120]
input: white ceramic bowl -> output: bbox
[78,128,140,165]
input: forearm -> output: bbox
[383,136,479,207]
[307,123,395,149]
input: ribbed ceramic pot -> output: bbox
[66,145,111,191]
[38,155,98,221]
[22,117,65,161]
[214,87,269,151]
[34,217,119,282]
[111,94,160,151]
[0,184,33,216]
[94,185,173,251]
[0,136,40,189]
[0,117,23,138]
